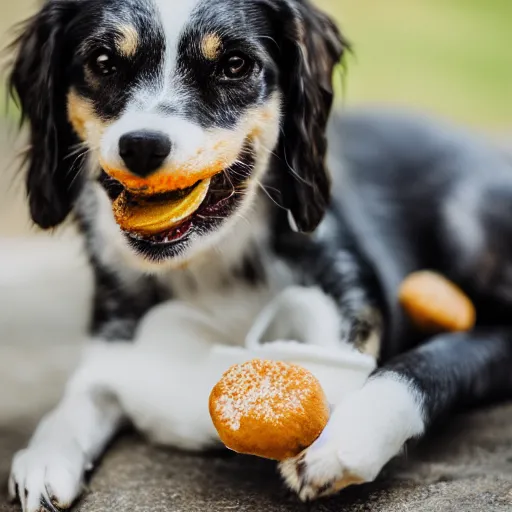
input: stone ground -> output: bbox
[1,123,512,511]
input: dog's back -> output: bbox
[329,109,512,356]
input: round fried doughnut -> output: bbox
[209,359,330,461]
[399,270,476,332]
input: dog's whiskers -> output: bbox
[277,128,312,187]
[64,145,93,192]
[256,180,287,211]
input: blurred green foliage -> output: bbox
[320,0,512,130]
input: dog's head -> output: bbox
[10,0,345,265]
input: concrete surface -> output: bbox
[1,237,512,512]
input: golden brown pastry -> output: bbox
[209,359,330,461]
[399,270,476,332]
[112,178,210,235]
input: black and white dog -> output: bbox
[7,0,512,509]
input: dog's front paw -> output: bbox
[279,432,370,501]
[279,374,425,501]
[8,442,87,512]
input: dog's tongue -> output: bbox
[112,179,210,235]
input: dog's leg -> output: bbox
[8,341,127,512]
[280,329,512,500]
[7,251,161,512]
[274,218,384,357]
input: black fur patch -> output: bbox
[374,330,512,426]
[69,0,166,121]
[237,251,267,285]
[175,0,279,129]
[76,205,168,341]
[89,259,165,341]
[272,209,384,349]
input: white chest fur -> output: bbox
[152,199,294,347]
[158,249,292,347]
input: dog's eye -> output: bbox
[220,53,253,80]
[89,51,118,77]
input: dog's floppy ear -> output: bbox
[270,0,346,232]
[9,0,81,229]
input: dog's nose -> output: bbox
[119,131,172,177]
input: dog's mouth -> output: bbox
[98,145,254,257]
[112,178,212,242]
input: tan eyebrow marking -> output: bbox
[116,25,139,57]
[201,33,222,61]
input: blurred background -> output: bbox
[0,0,511,236]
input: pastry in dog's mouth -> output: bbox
[112,179,211,237]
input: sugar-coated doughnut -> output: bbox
[399,270,476,332]
[209,359,330,461]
